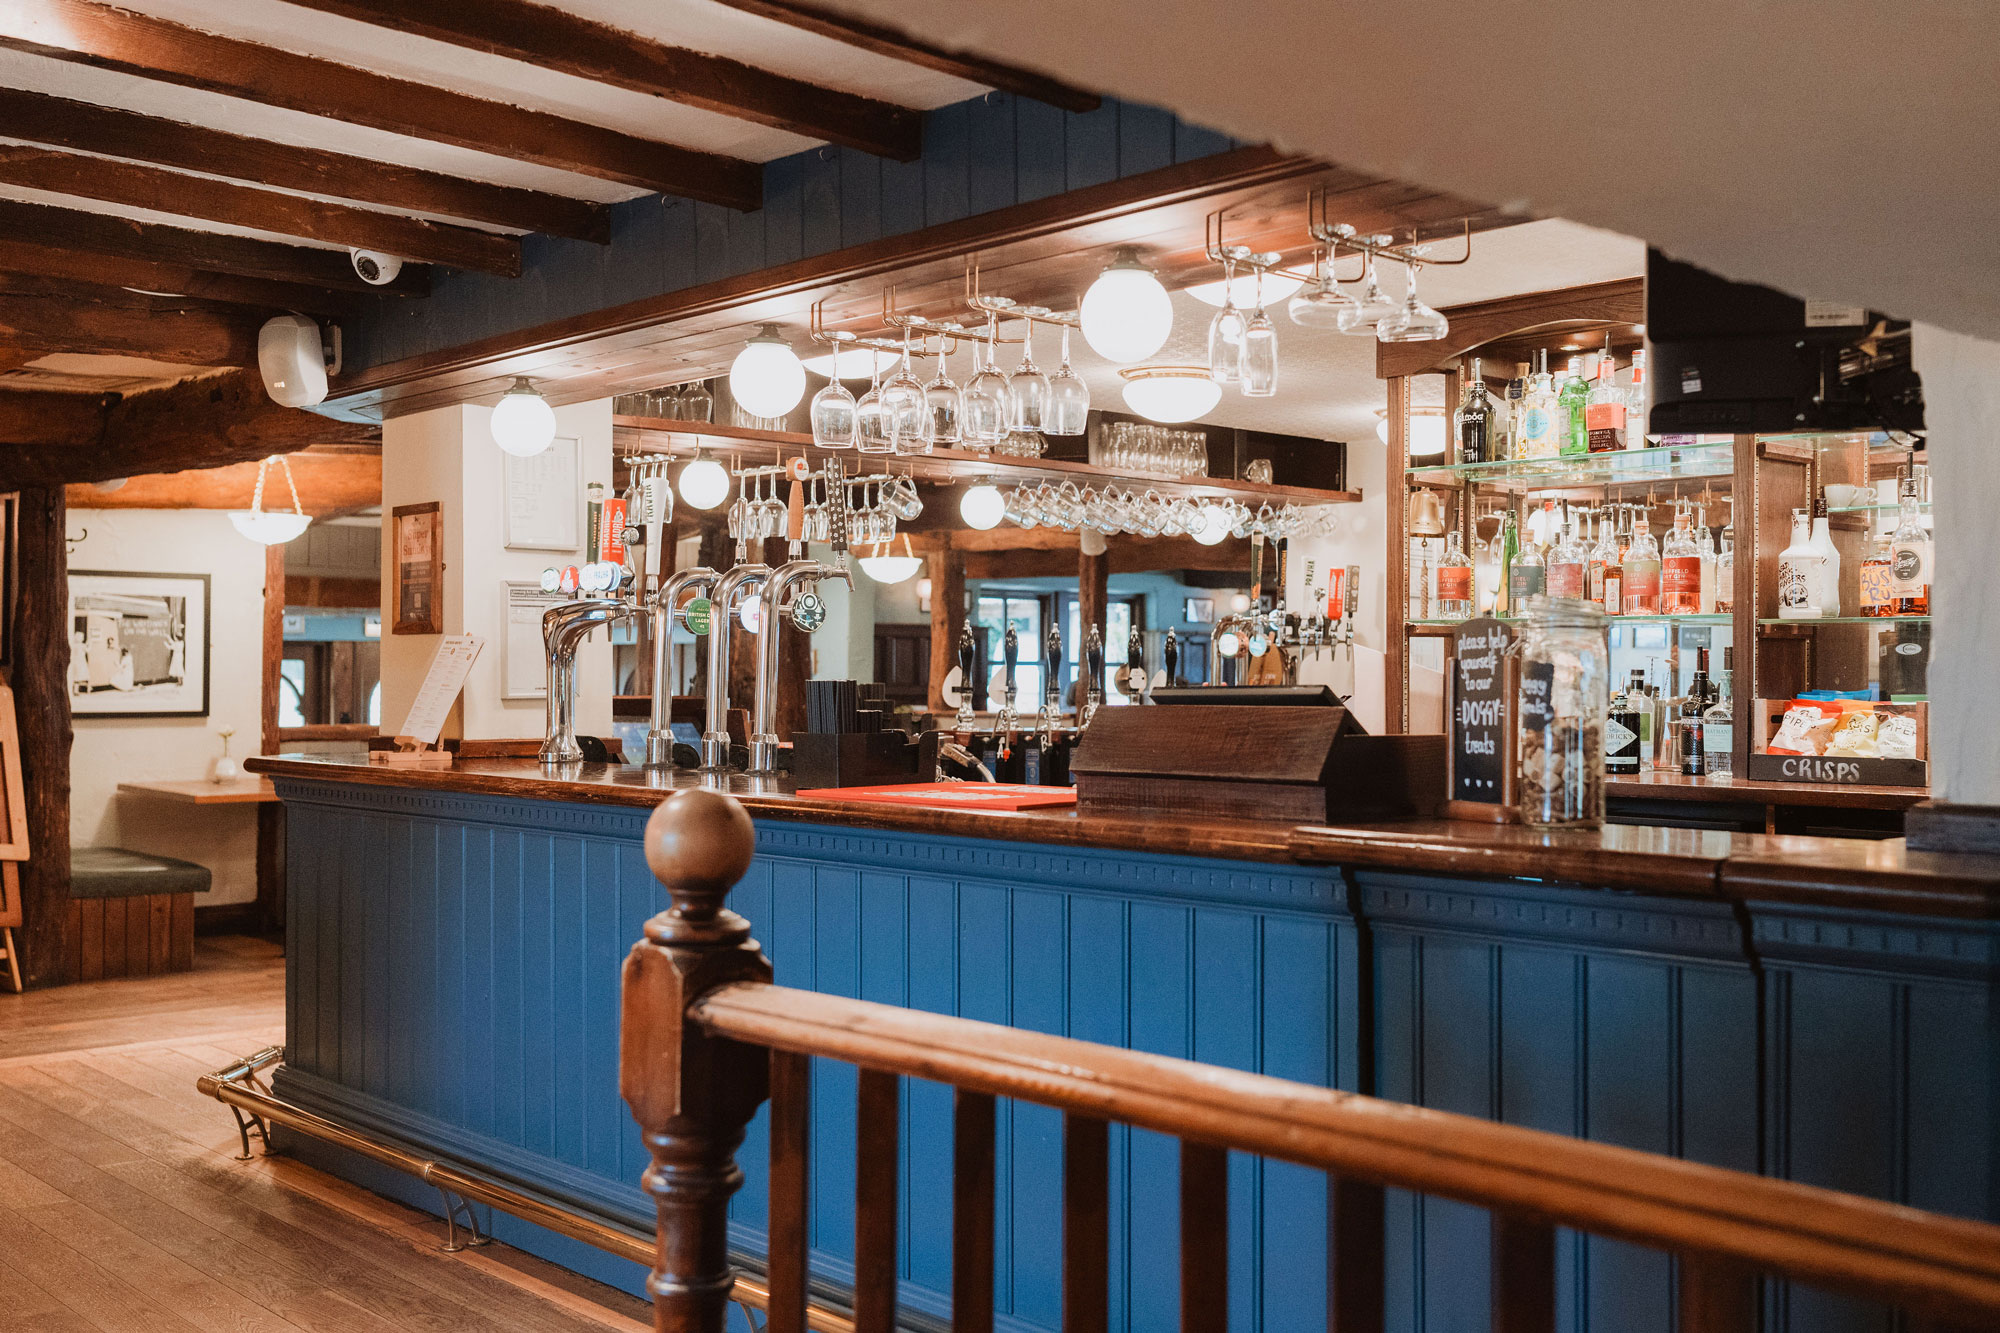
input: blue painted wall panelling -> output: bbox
[342,95,1242,372]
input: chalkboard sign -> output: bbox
[1447,618,1515,820]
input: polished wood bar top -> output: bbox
[246,754,2000,919]
[1606,770,1927,810]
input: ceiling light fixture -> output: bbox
[1375,405,1449,456]
[1079,247,1173,363]
[729,324,806,418]
[677,450,730,510]
[959,481,1005,531]
[229,454,313,546]
[1192,502,1233,546]
[491,377,556,457]
[857,534,923,584]
[1119,366,1223,424]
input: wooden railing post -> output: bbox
[621,789,772,1333]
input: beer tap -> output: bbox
[997,625,1019,761]
[954,622,977,733]
[643,562,717,768]
[1080,623,1104,729]
[1164,628,1180,688]
[540,592,632,765]
[700,475,770,773]
[1127,626,1146,701]
[748,461,852,775]
[1037,622,1062,747]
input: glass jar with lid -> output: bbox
[1515,595,1610,828]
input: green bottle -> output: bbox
[1558,355,1590,456]
[1496,509,1520,616]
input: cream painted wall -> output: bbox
[380,399,615,742]
[66,510,267,907]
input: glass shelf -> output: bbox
[1409,613,1733,629]
[1755,615,1932,627]
[1828,502,1933,514]
[1406,439,1735,489]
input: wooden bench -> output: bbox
[67,847,207,980]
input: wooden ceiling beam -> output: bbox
[286,0,921,162]
[0,0,762,207]
[0,145,520,276]
[0,198,428,297]
[0,369,378,488]
[65,444,381,514]
[708,0,1101,113]
[0,236,360,315]
[0,278,262,367]
[0,88,607,243]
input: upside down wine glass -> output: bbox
[925,337,961,447]
[962,314,1009,451]
[1240,268,1277,398]
[1043,322,1090,435]
[1208,255,1245,383]
[1337,247,1400,336]
[1007,315,1050,434]
[1376,254,1450,343]
[1287,248,1355,328]
[810,343,857,448]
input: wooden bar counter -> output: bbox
[247,753,2000,1333]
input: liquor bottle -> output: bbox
[1624,668,1653,749]
[1661,506,1702,614]
[1777,509,1823,619]
[1703,647,1734,777]
[1625,348,1649,447]
[1507,520,1546,610]
[1715,520,1735,613]
[1606,680,1643,775]
[1558,355,1590,456]
[1456,358,1492,465]
[1496,509,1521,616]
[1474,527,1501,616]
[1518,351,1559,459]
[1585,339,1627,452]
[1696,509,1718,614]
[1546,509,1587,600]
[1888,475,1932,615]
[1585,513,1614,610]
[1679,650,1711,776]
[1623,512,1662,614]
[1809,494,1841,616]
[1505,363,1530,458]
[1860,525,1894,617]
[1435,529,1474,619]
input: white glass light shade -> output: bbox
[1079,249,1173,363]
[1192,503,1232,546]
[677,457,730,510]
[229,509,312,545]
[1184,272,1304,309]
[1377,407,1448,455]
[1119,367,1222,424]
[802,347,899,380]
[491,378,556,457]
[959,483,1005,531]
[857,554,923,584]
[728,325,806,418]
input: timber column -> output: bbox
[14,487,72,986]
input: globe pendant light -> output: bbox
[857,533,923,584]
[729,324,807,419]
[1079,247,1173,363]
[1119,366,1223,424]
[677,450,730,510]
[229,453,313,545]
[959,481,1005,531]
[491,377,557,457]
[1191,502,1233,546]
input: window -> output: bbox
[279,659,307,729]
[972,594,1043,706]
[1064,597,1142,703]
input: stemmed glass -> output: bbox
[883,329,932,454]
[855,355,890,454]
[1044,322,1090,435]
[1240,267,1277,397]
[1338,245,1401,336]
[1006,314,1050,434]
[810,343,856,448]
[924,336,961,447]
[1288,249,1355,328]
[1375,253,1451,343]
[961,314,1009,450]
[1208,255,1245,383]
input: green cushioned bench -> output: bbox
[69,847,209,979]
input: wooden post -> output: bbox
[620,788,772,1333]
[926,538,964,714]
[1078,544,1107,708]
[13,487,72,987]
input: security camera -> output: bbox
[349,248,403,285]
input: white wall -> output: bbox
[66,510,267,906]
[380,399,615,741]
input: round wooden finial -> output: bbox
[644,788,755,942]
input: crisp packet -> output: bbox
[1768,702,1840,756]
[1877,714,1920,760]
[1826,710,1881,758]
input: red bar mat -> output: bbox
[793,782,1078,811]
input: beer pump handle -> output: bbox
[825,460,850,560]
[1164,629,1180,686]
[1086,624,1104,686]
[1045,624,1062,709]
[957,623,976,682]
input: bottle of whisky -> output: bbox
[1457,358,1491,465]
[1703,647,1734,778]
[1558,355,1590,456]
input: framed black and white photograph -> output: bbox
[68,571,211,718]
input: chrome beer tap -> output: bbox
[996,624,1019,761]
[701,526,770,773]
[748,462,852,775]
[540,577,634,765]
[642,563,717,767]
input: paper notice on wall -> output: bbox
[400,634,483,745]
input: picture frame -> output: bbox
[392,502,445,635]
[1184,596,1216,624]
[502,580,566,700]
[503,435,582,552]
[67,570,211,718]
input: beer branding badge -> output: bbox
[683,598,713,635]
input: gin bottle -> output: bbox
[1661,507,1702,614]
[1888,476,1932,615]
[1622,513,1662,614]
[1585,339,1627,452]
[1702,647,1734,777]
[1558,355,1590,456]
[1518,351,1560,459]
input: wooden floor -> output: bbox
[0,936,652,1333]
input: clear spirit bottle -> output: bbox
[1625,348,1648,447]
[1715,521,1735,613]
[1546,509,1587,601]
[1508,523,1546,610]
[1888,476,1932,615]
[1518,351,1560,459]
[1703,647,1734,777]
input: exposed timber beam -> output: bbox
[0,236,360,315]
[0,369,378,488]
[66,445,381,514]
[0,278,262,367]
[0,0,762,207]
[286,0,921,162]
[0,145,520,276]
[0,87,608,243]
[0,198,429,297]
[0,347,40,374]
[708,0,1101,112]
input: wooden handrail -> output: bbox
[621,788,2000,1333]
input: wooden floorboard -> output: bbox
[0,936,650,1333]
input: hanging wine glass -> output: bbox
[810,342,857,448]
[1241,267,1278,397]
[1043,321,1090,435]
[1208,254,1245,383]
[1337,245,1400,336]
[883,327,932,455]
[924,334,961,447]
[1287,248,1355,329]
[1376,253,1450,343]
[1006,314,1050,434]
[961,313,1008,451]
[855,353,891,454]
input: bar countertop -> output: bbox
[246,753,2000,919]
